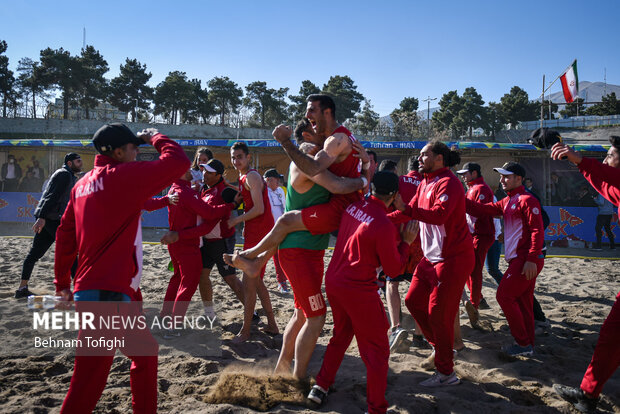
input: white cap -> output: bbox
[199,163,217,173]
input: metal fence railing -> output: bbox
[520,115,620,130]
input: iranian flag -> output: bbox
[560,60,579,103]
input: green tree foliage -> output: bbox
[185,78,213,124]
[76,45,109,119]
[348,99,379,135]
[38,47,80,119]
[321,75,364,122]
[461,87,486,138]
[244,81,289,128]
[208,76,243,126]
[585,93,620,116]
[109,58,154,122]
[153,71,195,124]
[484,102,507,137]
[432,90,466,138]
[0,40,17,117]
[559,97,586,118]
[16,57,48,118]
[390,97,419,138]
[288,80,320,122]
[499,86,538,128]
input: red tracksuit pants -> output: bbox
[466,235,495,308]
[61,302,159,413]
[581,291,620,398]
[162,243,202,319]
[496,257,544,347]
[316,285,390,414]
[405,251,474,375]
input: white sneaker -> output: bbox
[420,371,461,387]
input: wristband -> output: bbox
[361,176,368,187]
[362,161,370,170]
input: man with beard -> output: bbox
[15,153,83,298]
[275,118,366,379]
[224,94,370,278]
[389,141,474,387]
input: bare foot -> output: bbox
[232,330,251,343]
[223,251,261,278]
[262,325,280,336]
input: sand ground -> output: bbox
[0,228,618,413]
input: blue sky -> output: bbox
[3,0,619,116]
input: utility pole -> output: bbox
[422,96,437,137]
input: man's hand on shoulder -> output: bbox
[137,128,159,145]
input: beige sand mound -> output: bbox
[205,369,309,411]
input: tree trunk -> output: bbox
[131,108,136,122]
[85,107,90,120]
[32,90,36,118]
[63,95,69,119]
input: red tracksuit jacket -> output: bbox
[579,157,620,208]
[198,179,236,241]
[164,180,232,246]
[465,177,495,237]
[390,167,472,264]
[466,185,544,262]
[54,134,190,298]
[326,196,410,292]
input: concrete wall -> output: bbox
[0,117,274,140]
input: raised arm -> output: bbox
[273,124,345,177]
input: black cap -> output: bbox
[263,168,282,179]
[494,162,526,178]
[92,123,143,153]
[221,187,238,204]
[371,171,399,195]
[528,128,563,149]
[64,153,81,165]
[200,159,225,175]
[456,162,481,175]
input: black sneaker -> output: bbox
[15,287,34,299]
[553,384,598,413]
[479,298,491,310]
[307,384,328,406]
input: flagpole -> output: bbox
[540,75,545,129]
[536,59,577,100]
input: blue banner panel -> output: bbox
[544,206,618,243]
[0,192,170,227]
[0,192,41,222]
[0,139,610,152]
[141,206,169,227]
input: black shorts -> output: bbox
[385,272,413,283]
[201,238,236,278]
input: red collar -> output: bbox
[94,154,121,167]
[467,177,486,187]
[424,167,449,180]
[506,185,526,197]
[368,195,389,212]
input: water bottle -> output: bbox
[27,295,62,310]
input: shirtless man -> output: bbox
[224,94,369,276]
[228,141,279,342]
[274,118,366,379]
